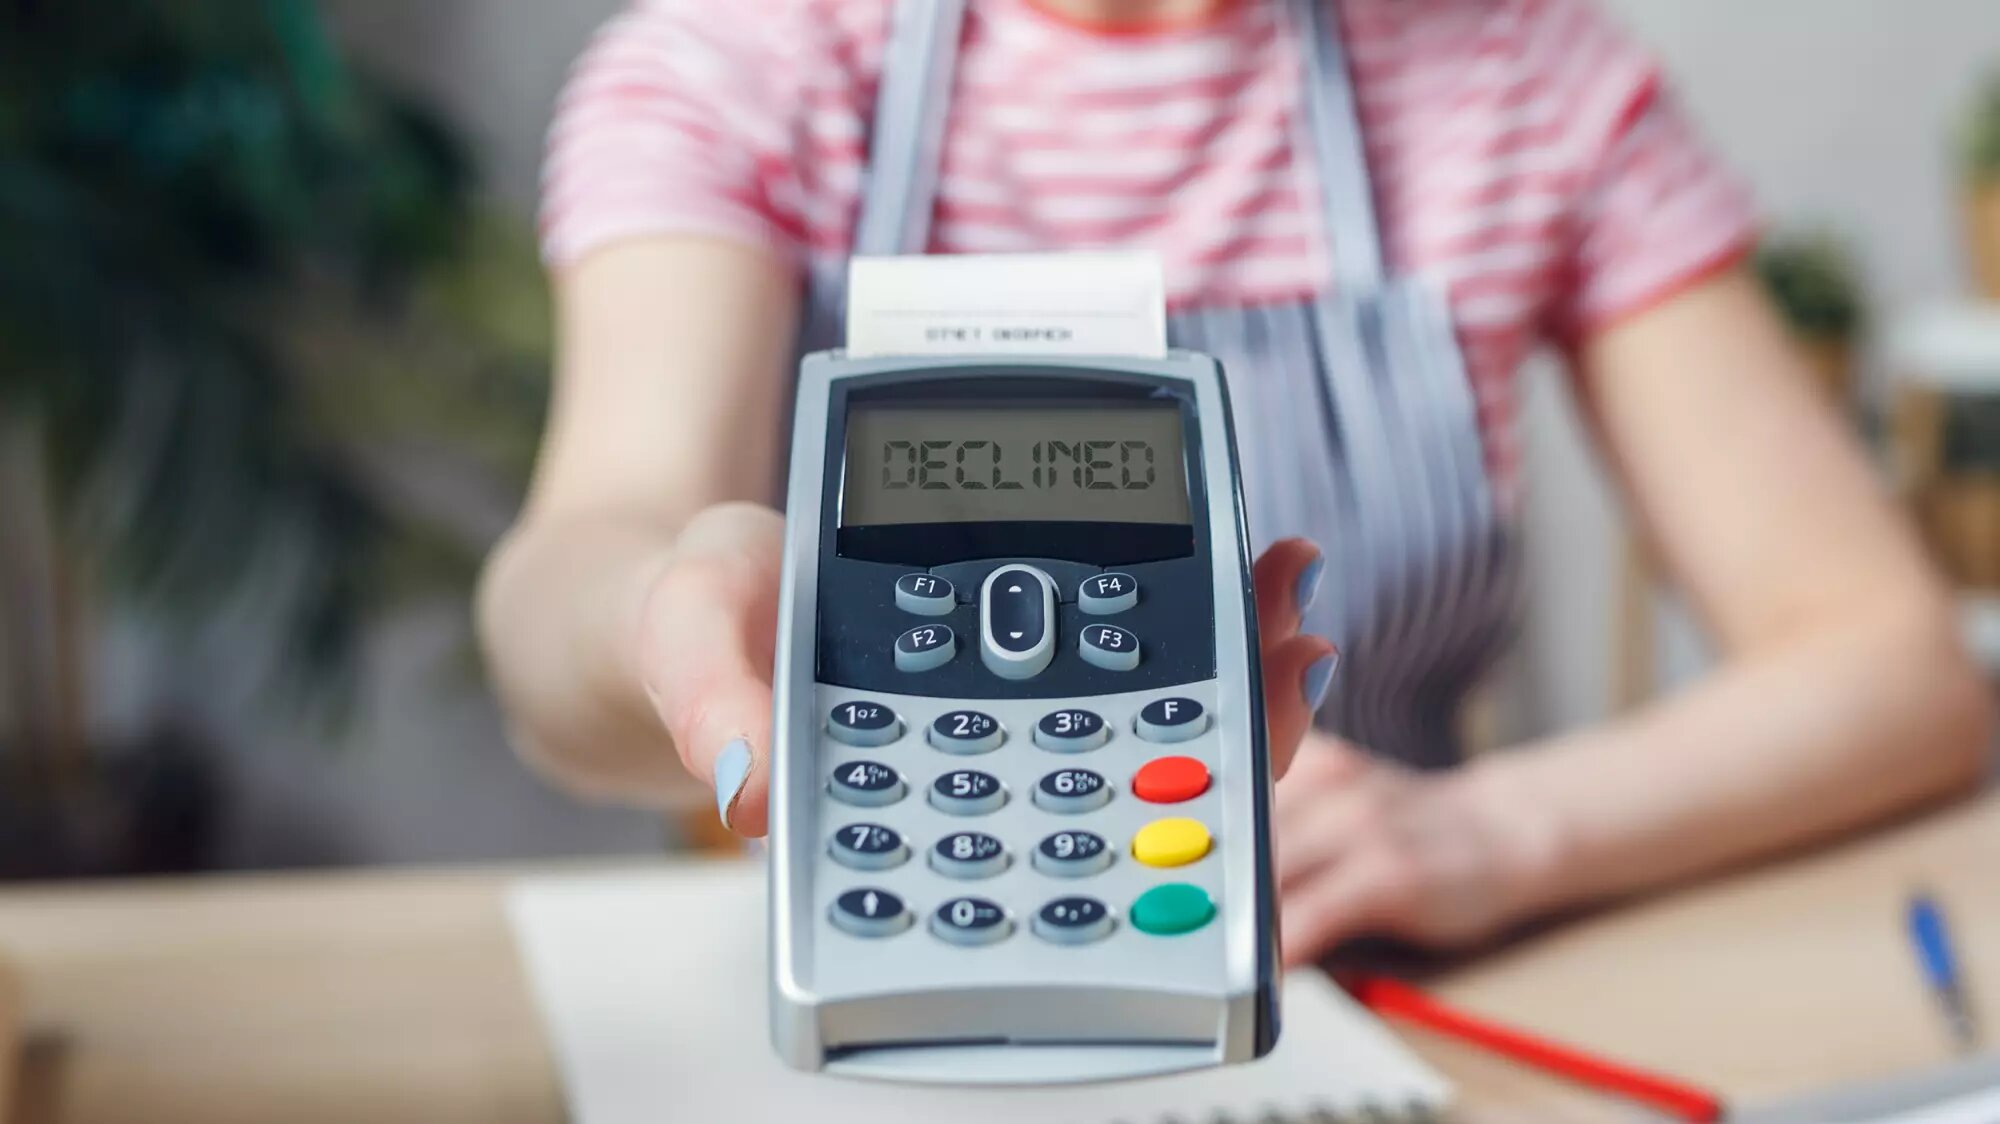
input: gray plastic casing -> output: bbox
[768,350,1278,1085]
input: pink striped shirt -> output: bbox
[542,0,1759,486]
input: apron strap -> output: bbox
[1289,0,1386,296]
[853,0,968,257]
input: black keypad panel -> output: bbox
[930,831,1008,879]
[928,709,1003,755]
[1033,896,1115,945]
[829,823,908,871]
[894,623,956,673]
[816,553,1216,699]
[1034,829,1113,877]
[829,760,905,808]
[1077,572,1139,615]
[831,887,911,938]
[931,897,1012,946]
[894,573,955,616]
[827,700,901,747]
[1136,696,1208,742]
[1034,767,1111,814]
[929,769,1006,815]
[1034,708,1109,753]
[1078,623,1141,672]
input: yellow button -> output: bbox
[1131,817,1212,868]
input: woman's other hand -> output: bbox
[1252,539,1341,781]
[1274,735,1563,966]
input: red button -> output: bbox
[1132,756,1210,804]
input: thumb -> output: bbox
[637,504,783,837]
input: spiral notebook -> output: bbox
[508,864,1452,1124]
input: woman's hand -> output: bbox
[636,506,1337,839]
[1274,735,1562,966]
[633,502,787,835]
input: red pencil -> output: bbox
[1346,975,1727,1123]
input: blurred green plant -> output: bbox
[0,0,548,806]
[1964,70,2000,185]
[1754,231,1865,344]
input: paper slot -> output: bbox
[845,253,1168,359]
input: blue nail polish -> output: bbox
[1302,652,1339,712]
[1293,554,1326,618]
[714,738,753,829]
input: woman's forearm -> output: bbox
[1483,594,1992,915]
[476,512,683,804]
[477,237,799,806]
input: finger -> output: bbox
[1279,852,1409,967]
[1262,633,1339,779]
[1252,537,1324,644]
[638,505,785,837]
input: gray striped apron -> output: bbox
[797,0,1521,769]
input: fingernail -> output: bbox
[714,738,753,830]
[1301,651,1339,712]
[1293,553,1326,619]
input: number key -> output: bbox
[930,831,1007,879]
[828,760,905,808]
[1034,830,1112,877]
[930,897,1011,946]
[829,823,908,871]
[927,709,1003,755]
[929,769,1005,815]
[828,701,901,747]
[1034,708,1109,753]
[1034,768,1111,814]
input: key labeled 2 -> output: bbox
[928,709,1003,755]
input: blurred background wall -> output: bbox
[8,1,1997,872]
[1517,0,2000,735]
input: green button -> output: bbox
[1130,883,1215,935]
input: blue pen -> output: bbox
[1908,888,1979,1052]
